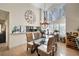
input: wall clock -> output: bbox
[25,10,34,24]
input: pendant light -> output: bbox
[40,4,49,29]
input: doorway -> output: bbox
[0,10,9,49]
[0,21,6,43]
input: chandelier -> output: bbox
[40,17,49,29]
[40,8,49,29]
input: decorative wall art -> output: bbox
[25,9,36,24]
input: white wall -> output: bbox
[65,4,79,32]
[0,4,40,48]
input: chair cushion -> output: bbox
[27,41,34,48]
[38,44,51,54]
[38,45,47,53]
[38,45,50,55]
[28,41,33,45]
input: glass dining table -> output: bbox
[34,35,53,45]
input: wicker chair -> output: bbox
[34,32,42,40]
[34,32,39,40]
[26,32,34,52]
[73,32,78,37]
[37,37,57,56]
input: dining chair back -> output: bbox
[26,32,33,42]
[47,37,56,52]
[26,32,34,52]
[34,32,42,40]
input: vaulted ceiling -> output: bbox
[31,3,62,10]
[0,3,62,10]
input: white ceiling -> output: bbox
[31,3,53,10]
[31,3,61,10]
[0,3,62,11]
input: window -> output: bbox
[53,24,60,31]
[48,24,53,34]
[42,4,66,36]
[48,4,65,21]
[59,24,66,37]
[48,23,66,37]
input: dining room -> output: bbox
[0,3,79,56]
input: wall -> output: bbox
[0,4,40,48]
[64,4,79,32]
